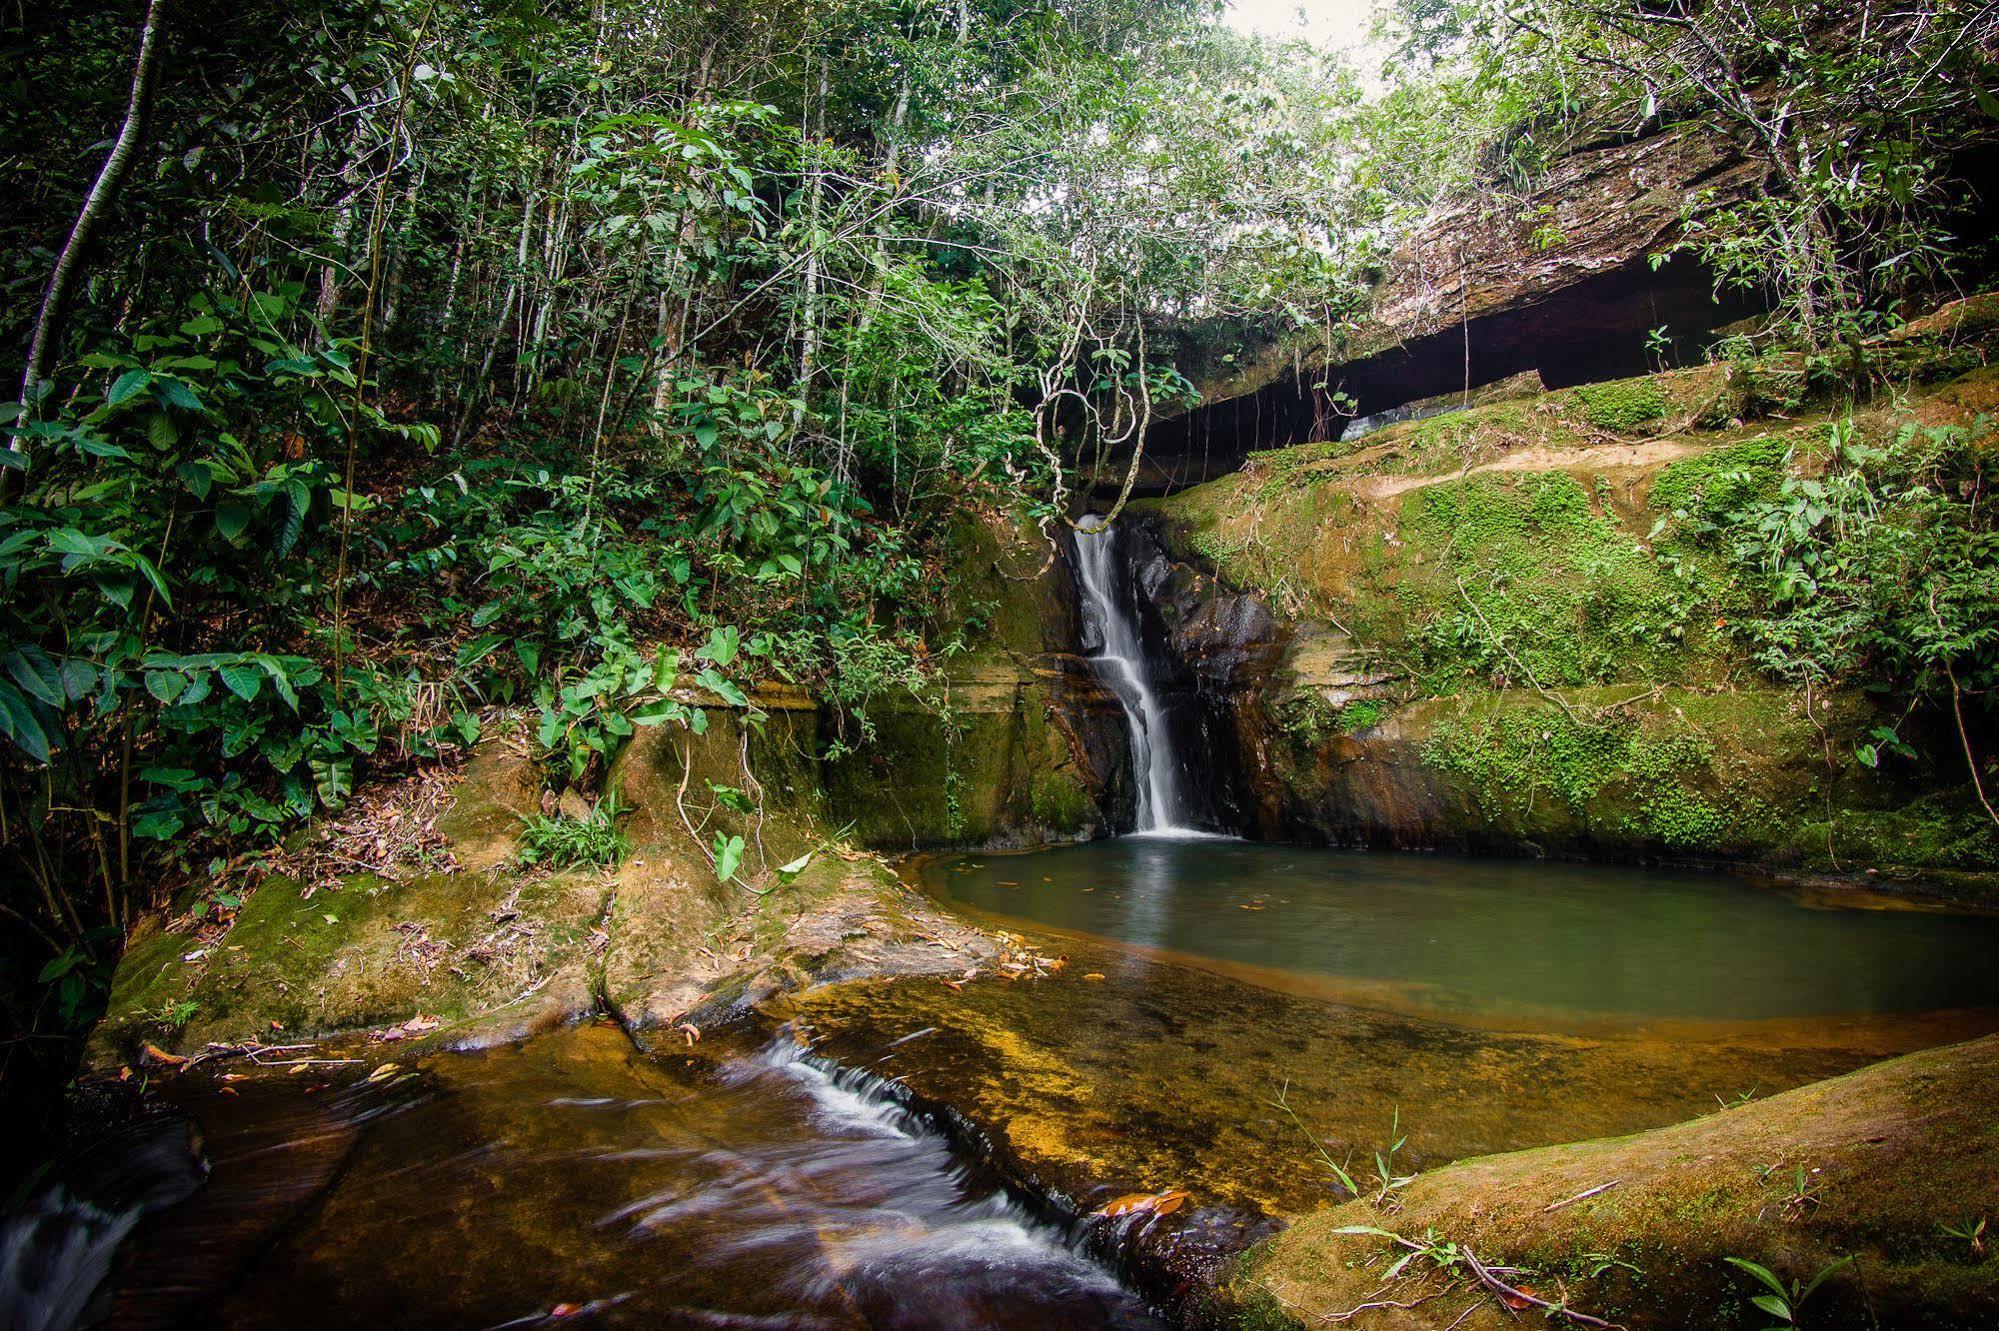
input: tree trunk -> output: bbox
[17,0,171,423]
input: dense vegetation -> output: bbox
[2,0,1994,1160]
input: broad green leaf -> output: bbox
[145,670,188,705]
[0,679,53,763]
[1750,1294,1791,1320]
[5,647,64,707]
[218,662,263,702]
[713,832,744,883]
[215,500,252,541]
[1724,1258,1790,1301]
[105,369,152,408]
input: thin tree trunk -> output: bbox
[17,0,170,423]
[796,64,828,409]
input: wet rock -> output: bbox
[432,735,540,872]
[1225,1032,1999,1330]
[781,933,1915,1318]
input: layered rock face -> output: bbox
[1135,304,1999,888]
[1134,124,1771,492]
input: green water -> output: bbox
[927,838,1999,1026]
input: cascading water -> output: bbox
[1072,515,1199,836]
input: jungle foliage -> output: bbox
[0,0,1417,1098]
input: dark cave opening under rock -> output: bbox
[1120,252,1766,496]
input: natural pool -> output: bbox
[924,837,1999,1028]
[90,843,1999,1329]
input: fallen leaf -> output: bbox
[141,1042,188,1066]
[677,1022,701,1045]
[1094,1189,1191,1219]
[940,979,965,990]
[367,1062,401,1083]
[1083,972,1106,981]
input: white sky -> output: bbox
[1223,0,1379,51]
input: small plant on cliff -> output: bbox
[1940,1215,1987,1257]
[517,794,630,870]
[1722,1254,1852,1329]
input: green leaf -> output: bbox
[311,756,354,805]
[698,624,740,667]
[155,378,203,412]
[456,633,507,667]
[215,500,252,541]
[219,662,263,702]
[145,670,188,705]
[1796,1255,1853,1302]
[1750,1294,1792,1320]
[694,668,747,708]
[775,851,813,883]
[37,949,85,983]
[105,369,152,408]
[0,679,53,763]
[5,647,65,708]
[713,832,745,883]
[131,807,186,841]
[1724,1258,1791,1302]
[176,460,214,499]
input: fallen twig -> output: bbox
[1462,1245,1621,1329]
[1542,1180,1621,1213]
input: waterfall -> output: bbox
[1072,515,1197,835]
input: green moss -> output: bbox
[1422,702,1755,851]
[1781,790,1999,874]
[1649,434,1794,523]
[1336,699,1387,732]
[1389,471,1720,692]
[1571,375,1668,433]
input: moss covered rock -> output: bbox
[1221,1033,1999,1330]
[1143,347,1999,887]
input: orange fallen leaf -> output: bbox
[1093,1189,1191,1219]
[1083,972,1106,981]
[940,979,965,990]
[141,1042,188,1066]
[677,1022,701,1045]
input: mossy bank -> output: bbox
[1140,298,1999,895]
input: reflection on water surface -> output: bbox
[926,839,1999,1025]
